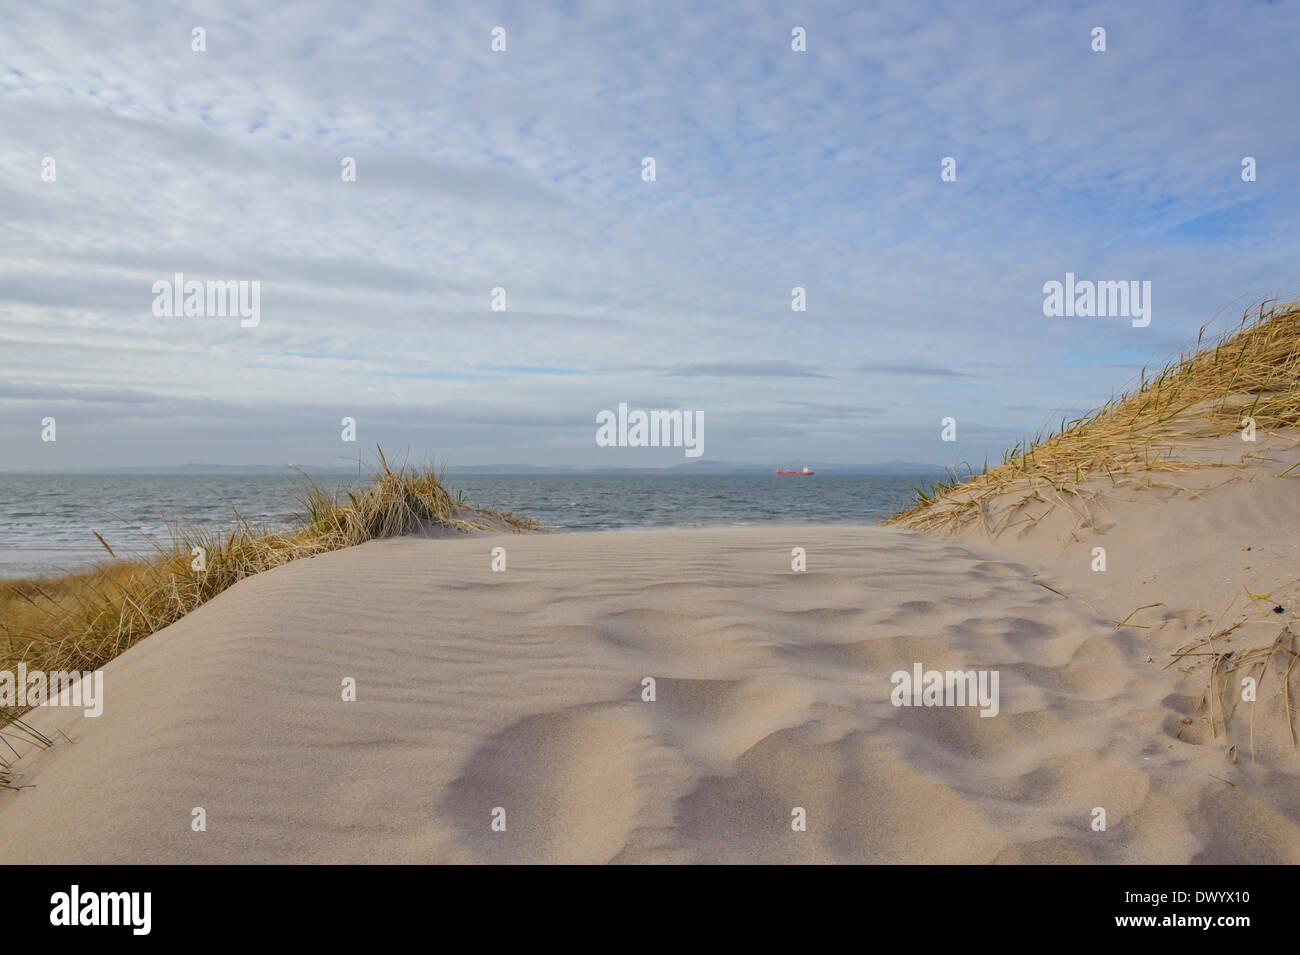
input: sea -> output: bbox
[0,472,937,579]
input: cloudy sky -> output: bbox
[3,0,1298,471]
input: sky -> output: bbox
[2,0,1299,471]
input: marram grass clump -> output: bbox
[888,296,1300,533]
[884,295,1300,755]
[1,449,539,784]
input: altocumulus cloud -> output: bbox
[0,0,1297,468]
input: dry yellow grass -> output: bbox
[887,294,1300,753]
[0,450,539,784]
[1170,621,1300,762]
[888,296,1300,533]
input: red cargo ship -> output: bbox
[775,466,814,476]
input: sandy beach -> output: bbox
[4,420,1298,864]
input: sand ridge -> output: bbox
[6,509,1294,863]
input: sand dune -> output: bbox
[5,426,1299,862]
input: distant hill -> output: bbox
[34,464,360,476]
[7,461,949,476]
[666,460,948,475]
[444,461,949,475]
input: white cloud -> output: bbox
[1,0,1298,468]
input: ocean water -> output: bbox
[0,472,934,579]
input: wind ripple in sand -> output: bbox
[2,526,1296,863]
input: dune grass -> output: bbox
[0,450,539,785]
[887,296,1300,533]
[886,294,1300,753]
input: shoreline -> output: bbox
[4,471,1299,860]
[0,518,892,580]
[0,469,937,581]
